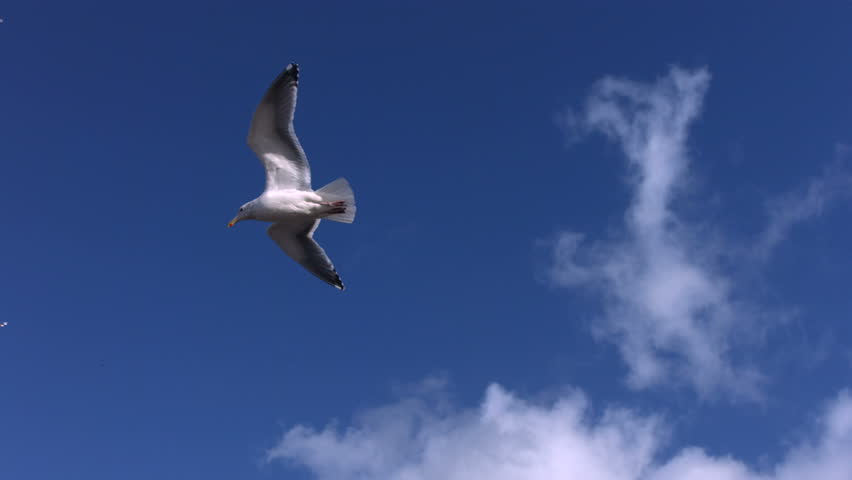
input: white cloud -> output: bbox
[652,389,852,480]
[549,68,852,399]
[756,158,852,260]
[550,67,763,399]
[268,382,852,480]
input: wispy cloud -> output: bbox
[755,154,852,261]
[268,381,852,480]
[548,67,852,400]
[550,67,763,400]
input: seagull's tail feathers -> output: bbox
[317,177,356,224]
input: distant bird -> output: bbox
[228,63,356,290]
[0,322,7,327]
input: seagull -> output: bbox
[228,63,356,290]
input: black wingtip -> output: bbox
[332,272,345,291]
[281,62,299,86]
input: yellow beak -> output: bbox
[228,217,239,228]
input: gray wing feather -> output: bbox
[267,220,345,290]
[247,63,312,191]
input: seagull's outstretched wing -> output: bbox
[267,220,345,290]
[247,63,312,191]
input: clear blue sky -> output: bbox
[2,2,852,479]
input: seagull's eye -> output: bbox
[239,207,244,212]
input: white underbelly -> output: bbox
[256,190,322,221]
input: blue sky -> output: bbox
[2,2,852,479]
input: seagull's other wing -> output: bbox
[267,220,345,290]
[247,63,312,191]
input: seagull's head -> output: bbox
[228,201,255,228]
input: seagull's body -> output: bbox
[228,63,355,290]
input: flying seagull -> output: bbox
[228,63,356,290]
